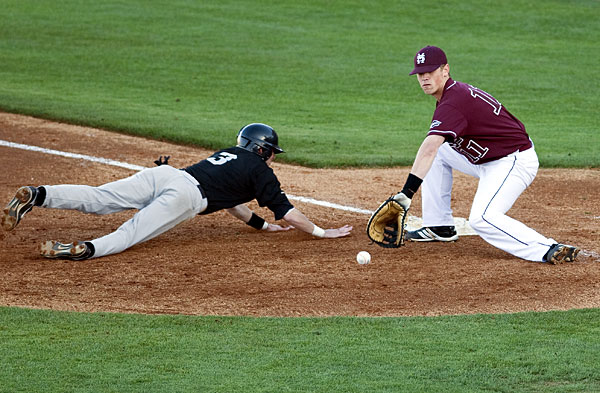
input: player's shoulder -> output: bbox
[227,147,271,172]
[214,146,256,159]
[439,79,478,107]
[448,79,497,98]
[444,79,471,95]
[230,146,263,162]
[219,146,242,155]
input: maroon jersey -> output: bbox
[427,78,532,164]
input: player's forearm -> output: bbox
[410,154,435,179]
[410,135,444,179]
[394,135,444,202]
[283,209,324,237]
[226,205,252,222]
[227,204,272,230]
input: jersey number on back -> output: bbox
[468,85,502,115]
[207,152,238,165]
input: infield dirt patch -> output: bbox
[1,112,599,317]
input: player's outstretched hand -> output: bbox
[266,223,294,232]
[324,225,353,238]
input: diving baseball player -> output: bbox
[2,123,352,260]
[380,46,579,264]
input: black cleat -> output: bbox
[405,226,459,242]
[2,186,38,231]
[40,241,93,261]
[544,243,580,264]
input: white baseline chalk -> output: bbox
[0,140,145,171]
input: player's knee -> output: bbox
[468,211,490,233]
[469,216,485,233]
[469,210,501,233]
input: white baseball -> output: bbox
[356,251,371,265]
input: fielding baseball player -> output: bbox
[2,123,352,260]
[385,46,579,264]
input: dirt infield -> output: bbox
[1,112,599,317]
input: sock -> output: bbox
[84,242,96,258]
[34,186,46,206]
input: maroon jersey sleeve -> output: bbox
[426,102,467,142]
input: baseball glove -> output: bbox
[366,196,409,248]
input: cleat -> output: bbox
[406,226,459,242]
[2,186,38,231]
[40,240,92,261]
[544,243,580,265]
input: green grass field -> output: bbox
[1,0,599,391]
[2,308,600,393]
[1,0,598,167]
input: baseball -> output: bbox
[356,251,371,265]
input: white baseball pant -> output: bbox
[42,165,208,258]
[421,143,556,261]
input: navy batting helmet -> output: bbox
[236,123,284,161]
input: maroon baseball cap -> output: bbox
[409,46,448,75]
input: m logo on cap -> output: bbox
[409,46,448,75]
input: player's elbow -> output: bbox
[421,147,439,163]
[282,208,296,221]
[421,135,445,156]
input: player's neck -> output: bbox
[433,77,450,101]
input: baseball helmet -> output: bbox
[236,123,284,161]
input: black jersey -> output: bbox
[183,147,294,220]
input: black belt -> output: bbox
[197,184,206,199]
[179,169,206,199]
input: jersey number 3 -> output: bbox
[207,152,238,165]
